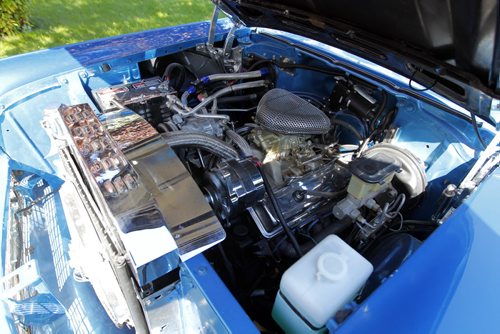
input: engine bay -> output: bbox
[52,29,494,333]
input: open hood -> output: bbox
[218,0,500,124]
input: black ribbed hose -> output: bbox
[330,117,363,141]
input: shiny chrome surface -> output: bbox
[250,161,350,238]
[54,104,225,279]
[204,159,265,219]
[59,104,155,233]
[124,136,226,258]
[93,77,165,113]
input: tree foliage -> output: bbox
[0,0,30,37]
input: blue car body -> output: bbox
[1,6,499,334]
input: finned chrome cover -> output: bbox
[56,104,225,271]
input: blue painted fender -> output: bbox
[337,168,500,334]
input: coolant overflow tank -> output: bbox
[272,235,373,333]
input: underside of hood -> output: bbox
[220,0,499,88]
[218,0,500,123]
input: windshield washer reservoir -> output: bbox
[272,235,373,333]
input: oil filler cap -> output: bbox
[316,252,347,282]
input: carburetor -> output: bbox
[249,129,324,186]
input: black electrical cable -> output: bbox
[383,219,438,233]
[257,165,304,257]
[401,220,438,226]
[408,68,438,92]
[470,110,487,149]
[370,90,388,132]
[217,244,237,289]
[367,107,397,144]
[248,59,273,71]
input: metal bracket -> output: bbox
[207,6,220,48]
[202,6,242,73]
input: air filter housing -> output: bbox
[256,89,331,135]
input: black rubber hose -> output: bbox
[258,165,304,257]
[248,59,273,71]
[330,118,364,141]
[216,93,258,104]
[162,62,186,90]
[278,220,350,257]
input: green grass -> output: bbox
[0,0,214,58]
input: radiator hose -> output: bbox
[161,130,239,160]
[226,129,253,157]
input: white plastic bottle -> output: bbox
[272,235,373,333]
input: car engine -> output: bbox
[78,44,435,331]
